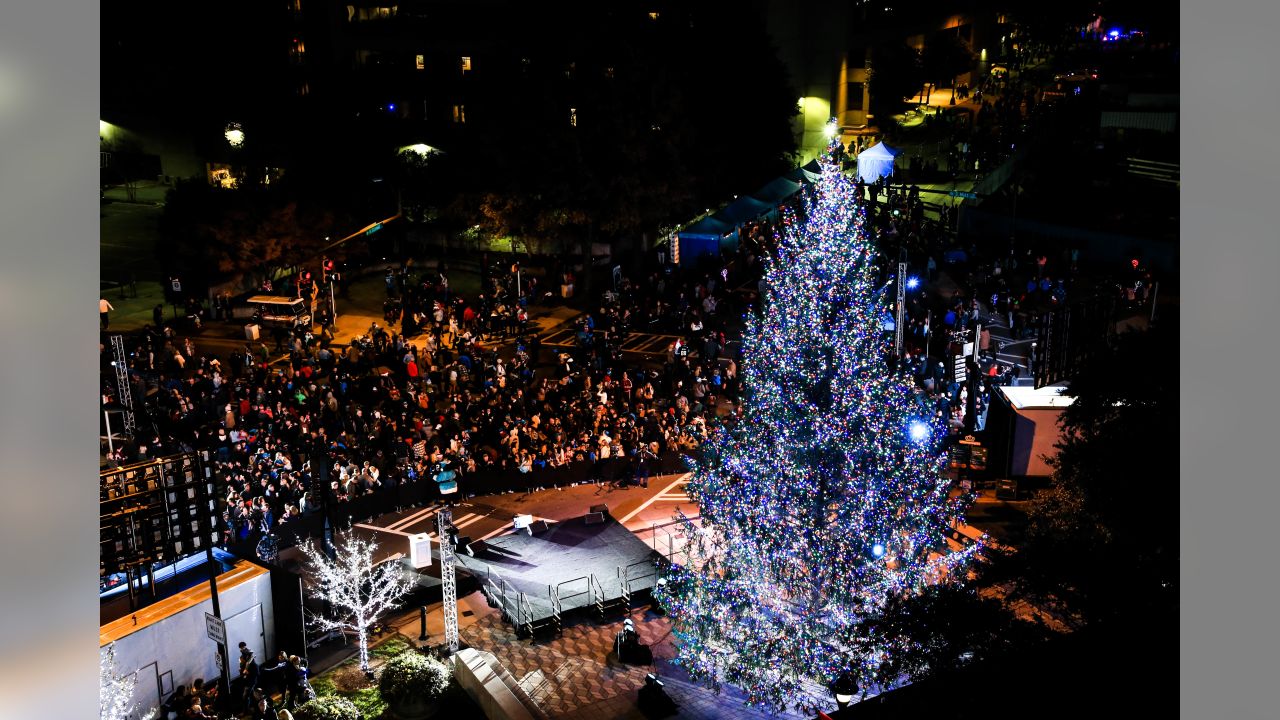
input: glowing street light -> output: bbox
[224,123,244,148]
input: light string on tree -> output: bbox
[655,143,980,714]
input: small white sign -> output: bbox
[205,612,226,646]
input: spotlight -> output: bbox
[872,543,885,558]
[906,276,920,290]
[908,421,931,442]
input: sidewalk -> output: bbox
[102,180,170,205]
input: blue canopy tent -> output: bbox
[714,195,773,254]
[786,158,823,184]
[752,176,802,205]
[715,195,772,227]
[675,215,731,264]
[856,142,901,183]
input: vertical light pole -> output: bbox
[894,261,907,358]
[196,452,232,702]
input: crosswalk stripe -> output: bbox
[426,512,483,538]
[384,505,440,532]
[354,523,411,536]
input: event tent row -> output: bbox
[671,143,899,264]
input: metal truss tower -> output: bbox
[437,507,460,654]
[110,335,137,437]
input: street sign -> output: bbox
[171,278,182,293]
[205,612,226,645]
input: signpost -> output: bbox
[205,612,227,646]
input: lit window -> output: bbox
[605,66,615,78]
[460,56,472,74]
[416,54,425,70]
[649,11,659,20]
[569,108,578,127]
[289,38,306,65]
[353,6,396,21]
[452,105,466,124]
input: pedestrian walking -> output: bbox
[100,298,115,330]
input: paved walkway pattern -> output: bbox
[460,607,824,719]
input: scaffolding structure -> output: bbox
[437,507,460,654]
[110,335,137,437]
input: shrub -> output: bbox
[295,695,362,720]
[377,652,451,704]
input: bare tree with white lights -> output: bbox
[100,642,158,720]
[301,534,416,674]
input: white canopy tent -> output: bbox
[855,141,901,183]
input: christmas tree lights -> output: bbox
[301,534,416,674]
[655,145,980,714]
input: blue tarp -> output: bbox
[856,142,901,183]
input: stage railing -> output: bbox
[647,522,691,566]
[552,575,591,627]
[481,563,535,636]
[622,557,659,601]
[589,574,606,618]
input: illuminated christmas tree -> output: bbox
[655,142,979,714]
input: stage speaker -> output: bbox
[456,535,473,554]
[528,520,551,534]
[589,503,609,516]
[584,511,606,525]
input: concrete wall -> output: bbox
[1010,408,1063,477]
[454,648,545,720]
[102,566,276,715]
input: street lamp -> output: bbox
[831,672,859,710]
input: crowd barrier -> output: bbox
[241,451,696,554]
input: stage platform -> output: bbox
[454,512,662,635]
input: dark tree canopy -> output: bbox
[1018,327,1178,628]
[868,43,924,119]
[440,0,797,248]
